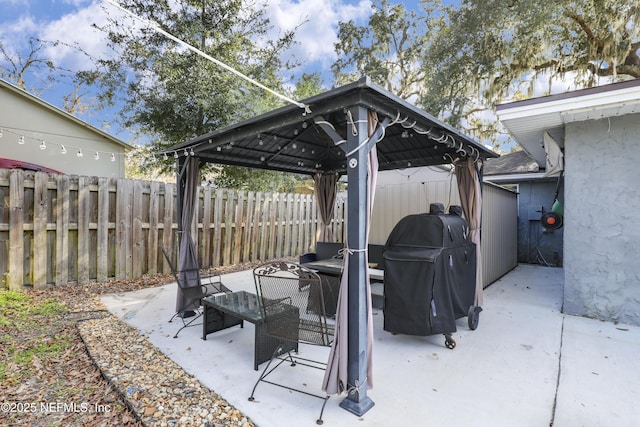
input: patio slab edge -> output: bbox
[76,314,255,427]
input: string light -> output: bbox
[0,127,131,162]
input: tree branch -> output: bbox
[563,10,604,54]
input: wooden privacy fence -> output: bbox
[0,169,345,290]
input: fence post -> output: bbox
[8,170,25,290]
[96,177,110,282]
[116,178,133,279]
[147,180,160,276]
[33,172,49,289]
[55,174,70,285]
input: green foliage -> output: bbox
[0,290,70,383]
[332,0,437,99]
[0,290,67,328]
[82,0,300,183]
[420,0,640,143]
[290,72,327,100]
[212,167,305,192]
[332,0,639,148]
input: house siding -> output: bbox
[1,81,127,178]
[564,113,640,325]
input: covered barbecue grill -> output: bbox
[382,203,481,349]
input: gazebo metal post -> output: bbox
[339,105,375,416]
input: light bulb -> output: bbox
[18,136,25,144]
[60,145,67,154]
[111,153,116,162]
[77,149,83,157]
[40,140,46,150]
[94,152,100,160]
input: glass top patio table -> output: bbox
[202,290,264,323]
[201,290,299,370]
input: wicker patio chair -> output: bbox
[162,246,231,338]
[249,261,335,425]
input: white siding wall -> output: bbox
[1,84,127,178]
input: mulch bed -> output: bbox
[1,260,273,427]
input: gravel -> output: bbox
[77,315,255,427]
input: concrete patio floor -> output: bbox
[102,264,640,427]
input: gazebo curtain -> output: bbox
[314,172,339,242]
[322,110,378,395]
[176,156,201,312]
[455,157,484,307]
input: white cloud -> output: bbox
[264,0,371,74]
[0,15,38,53]
[40,1,115,70]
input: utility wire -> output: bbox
[103,0,310,113]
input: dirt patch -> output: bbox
[1,259,284,426]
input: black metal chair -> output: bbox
[249,261,335,425]
[161,246,231,338]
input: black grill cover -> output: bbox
[382,212,476,336]
[383,212,468,250]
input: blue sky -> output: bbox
[0,0,428,143]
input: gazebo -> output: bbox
[165,76,498,416]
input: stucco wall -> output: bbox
[564,113,640,325]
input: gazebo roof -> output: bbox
[167,77,498,174]
[167,76,496,417]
